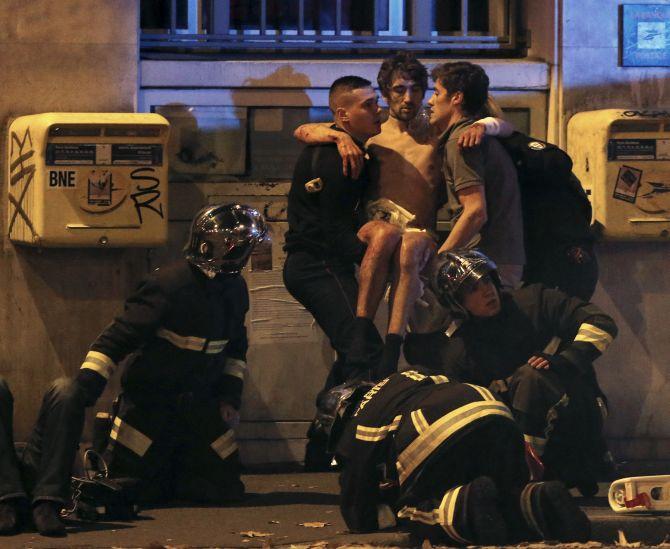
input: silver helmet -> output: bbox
[184,204,267,276]
[314,380,374,453]
[430,249,499,316]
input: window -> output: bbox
[155,105,332,182]
[141,0,519,54]
[154,105,528,183]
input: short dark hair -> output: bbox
[328,75,372,113]
[377,51,428,97]
[430,62,489,116]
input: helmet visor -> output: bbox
[197,232,259,274]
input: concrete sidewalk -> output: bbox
[6,472,670,548]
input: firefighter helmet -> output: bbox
[431,249,500,315]
[314,380,374,453]
[184,204,267,276]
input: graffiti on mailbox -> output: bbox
[130,167,164,224]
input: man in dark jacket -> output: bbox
[404,249,618,495]
[84,204,266,505]
[325,372,590,545]
[283,75,386,469]
[0,204,266,537]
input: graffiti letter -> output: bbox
[8,129,37,237]
[130,168,164,224]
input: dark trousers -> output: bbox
[283,251,382,392]
[0,377,85,505]
[104,391,244,504]
[397,419,530,544]
[499,364,609,490]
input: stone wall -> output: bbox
[0,0,143,439]
[560,0,670,467]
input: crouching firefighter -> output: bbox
[404,249,618,496]
[77,204,267,504]
[322,373,591,546]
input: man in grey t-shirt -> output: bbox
[428,62,525,288]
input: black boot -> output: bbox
[303,423,335,472]
[347,317,375,366]
[516,481,591,542]
[32,501,65,537]
[374,333,403,380]
[463,476,508,546]
[0,501,19,535]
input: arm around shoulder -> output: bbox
[294,124,364,178]
[294,123,340,144]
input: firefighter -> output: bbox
[75,203,267,510]
[323,373,591,545]
[0,204,265,537]
[404,249,618,496]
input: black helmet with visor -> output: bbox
[430,249,500,317]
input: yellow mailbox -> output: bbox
[568,109,670,240]
[7,113,169,247]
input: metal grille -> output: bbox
[140,0,518,53]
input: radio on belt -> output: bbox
[7,112,170,247]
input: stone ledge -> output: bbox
[141,58,550,90]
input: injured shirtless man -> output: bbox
[294,52,512,378]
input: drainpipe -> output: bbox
[547,0,563,147]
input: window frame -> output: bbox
[140,0,520,55]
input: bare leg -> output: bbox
[376,232,436,379]
[388,231,436,336]
[356,220,402,318]
[348,221,401,366]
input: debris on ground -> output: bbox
[241,530,274,538]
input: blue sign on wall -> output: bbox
[621,4,670,67]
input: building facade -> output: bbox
[1,0,669,469]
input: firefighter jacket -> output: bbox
[434,284,618,386]
[79,259,249,408]
[336,370,516,533]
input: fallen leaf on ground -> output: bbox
[299,521,330,528]
[240,530,274,538]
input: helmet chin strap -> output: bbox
[187,259,220,279]
[191,260,242,279]
[200,266,219,279]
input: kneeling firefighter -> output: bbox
[404,249,618,495]
[79,204,267,504]
[322,373,591,546]
[0,204,266,538]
